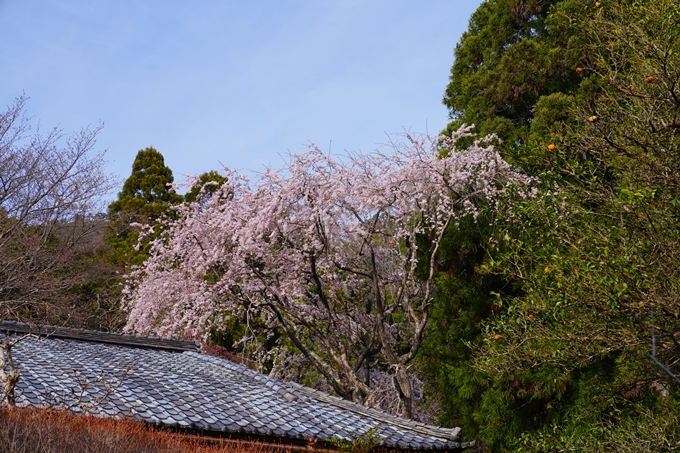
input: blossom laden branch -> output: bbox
[124,125,530,418]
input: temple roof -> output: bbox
[0,321,469,451]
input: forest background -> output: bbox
[1,0,680,451]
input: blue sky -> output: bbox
[1,1,482,196]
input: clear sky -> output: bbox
[1,0,482,196]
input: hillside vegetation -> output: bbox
[422,0,680,450]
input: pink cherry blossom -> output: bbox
[124,126,530,419]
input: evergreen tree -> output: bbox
[184,170,228,204]
[105,147,182,267]
[442,0,583,160]
[108,147,183,221]
[424,0,587,447]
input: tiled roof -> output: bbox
[1,322,470,451]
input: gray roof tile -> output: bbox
[3,328,470,450]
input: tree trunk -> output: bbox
[0,342,20,407]
[393,366,413,419]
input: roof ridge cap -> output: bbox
[0,321,200,352]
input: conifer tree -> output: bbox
[105,147,182,267]
[184,170,228,204]
[442,0,583,160]
[424,1,586,446]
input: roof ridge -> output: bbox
[0,321,200,352]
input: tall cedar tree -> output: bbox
[105,147,182,267]
[93,160,226,332]
[422,0,583,446]
[441,0,582,159]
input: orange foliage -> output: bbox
[0,407,304,453]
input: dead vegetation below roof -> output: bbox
[0,407,307,453]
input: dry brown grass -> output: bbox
[0,407,300,453]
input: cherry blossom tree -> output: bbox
[124,126,529,418]
[0,94,115,406]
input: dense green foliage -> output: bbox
[184,170,228,204]
[89,152,229,331]
[105,147,183,267]
[53,152,228,330]
[424,0,584,445]
[424,0,680,450]
[62,147,185,331]
[442,0,582,158]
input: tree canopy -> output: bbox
[105,147,182,267]
[184,170,228,204]
[442,0,582,159]
[123,130,528,419]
